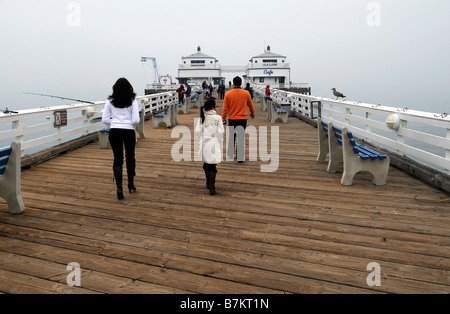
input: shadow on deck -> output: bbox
[1,96,449,294]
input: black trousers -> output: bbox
[203,163,217,173]
[109,129,136,180]
[227,119,247,162]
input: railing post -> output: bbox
[365,112,372,141]
[396,119,408,154]
[345,107,351,126]
[446,128,450,174]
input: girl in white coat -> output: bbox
[195,98,224,195]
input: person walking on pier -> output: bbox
[195,98,224,195]
[222,76,255,163]
[265,84,271,102]
[218,83,225,100]
[176,84,185,106]
[102,78,140,201]
[185,82,192,99]
[245,83,254,100]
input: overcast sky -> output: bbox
[0,0,449,112]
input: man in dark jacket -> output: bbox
[244,83,254,99]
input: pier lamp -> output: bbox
[386,114,401,131]
[86,107,96,118]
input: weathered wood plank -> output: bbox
[1,94,449,294]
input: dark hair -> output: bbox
[233,76,242,87]
[200,98,216,124]
[108,78,136,109]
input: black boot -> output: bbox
[127,172,137,193]
[207,171,217,196]
[113,165,124,200]
[127,160,137,193]
[203,164,210,189]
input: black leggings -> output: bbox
[203,163,217,173]
[109,129,136,176]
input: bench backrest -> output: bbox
[0,147,12,176]
[343,129,387,160]
[321,121,329,138]
[332,126,344,146]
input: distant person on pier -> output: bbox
[218,83,225,100]
[222,76,255,163]
[245,83,254,99]
[176,84,185,106]
[185,82,192,99]
[265,85,271,103]
[195,98,224,195]
[102,78,140,201]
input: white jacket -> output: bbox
[102,99,140,130]
[195,110,225,164]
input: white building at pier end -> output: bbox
[177,46,293,89]
[247,45,291,88]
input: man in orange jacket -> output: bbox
[222,76,255,163]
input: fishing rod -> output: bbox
[23,92,96,105]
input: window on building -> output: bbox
[259,78,265,83]
[191,60,206,66]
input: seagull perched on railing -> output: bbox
[331,88,346,100]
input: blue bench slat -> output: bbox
[356,145,378,159]
[0,156,9,167]
[321,122,329,137]
[0,147,12,159]
[154,106,169,117]
[0,165,6,176]
[333,126,343,134]
[323,124,387,160]
[357,144,387,159]
[356,144,379,159]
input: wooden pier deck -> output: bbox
[1,96,449,294]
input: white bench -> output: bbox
[269,103,288,124]
[98,128,110,149]
[318,118,390,185]
[134,109,146,139]
[171,103,179,126]
[0,142,25,214]
[317,118,343,173]
[190,95,200,109]
[178,99,190,115]
[341,127,390,186]
[259,96,268,112]
[152,105,172,128]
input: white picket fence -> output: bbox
[0,91,178,155]
[254,85,450,174]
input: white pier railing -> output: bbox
[254,85,450,175]
[0,91,178,156]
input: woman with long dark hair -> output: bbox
[102,78,140,200]
[195,98,224,195]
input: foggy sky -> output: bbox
[0,0,449,112]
